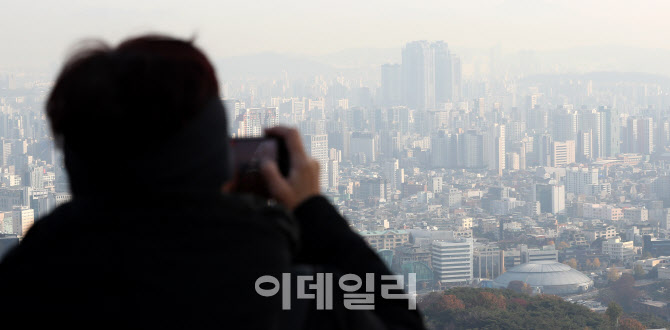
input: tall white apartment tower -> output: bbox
[486,124,505,176]
[303,134,329,191]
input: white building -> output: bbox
[443,187,462,208]
[551,140,575,167]
[303,134,329,191]
[565,167,599,196]
[431,238,474,285]
[584,226,618,242]
[602,237,635,261]
[623,207,649,223]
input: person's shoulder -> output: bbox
[22,200,77,239]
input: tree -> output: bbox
[610,274,640,311]
[558,241,570,250]
[592,258,601,269]
[618,318,645,330]
[478,291,507,310]
[606,302,623,328]
[633,264,645,279]
[507,280,533,295]
[442,294,465,310]
[564,258,578,269]
[418,292,448,314]
[607,268,621,282]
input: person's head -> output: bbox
[48,35,219,152]
[48,35,231,195]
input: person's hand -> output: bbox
[260,126,321,210]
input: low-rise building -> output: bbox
[602,237,635,261]
[431,238,474,285]
[359,229,409,250]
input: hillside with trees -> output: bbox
[419,288,649,330]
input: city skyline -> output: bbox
[2,3,670,327]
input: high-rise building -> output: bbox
[433,41,453,104]
[657,119,670,151]
[535,134,553,167]
[536,184,565,214]
[355,178,386,201]
[638,117,654,155]
[350,132,376,163]
[485,124,506,175]
[380,64,402,107]
[459,130,484,169]
[451,56,462,102]
[551,140,575,167]
[328,159,339,190]
[431,130,459,168]
[577,130,593,162]
[234,107,278,137]
[303,134,329,191]
[402,41,435,110]
[580,109,603,159]
[625,117,639,153]
[0,139,11,167]
[553,110,578,142]
[598,106,620,157]
[625,117,654,155]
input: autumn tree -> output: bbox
[618,317,645,330]
[558,241,570,250]
[564,258,578,269]
[478,291,507,310]
[592,258,601,269]
[442,294,465,310]
[607,268,621,282]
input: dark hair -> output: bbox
[47,35,219,153]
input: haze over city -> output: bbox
[3,1,670,76]
[2,1,670,329]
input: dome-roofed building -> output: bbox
[492,261,593,295]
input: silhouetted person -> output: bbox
[0,36,424,329]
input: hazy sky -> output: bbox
[2,0,669,69]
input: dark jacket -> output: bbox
[0,193,425,329]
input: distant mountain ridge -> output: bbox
[215,52,337,80]
[216,45,670,81]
